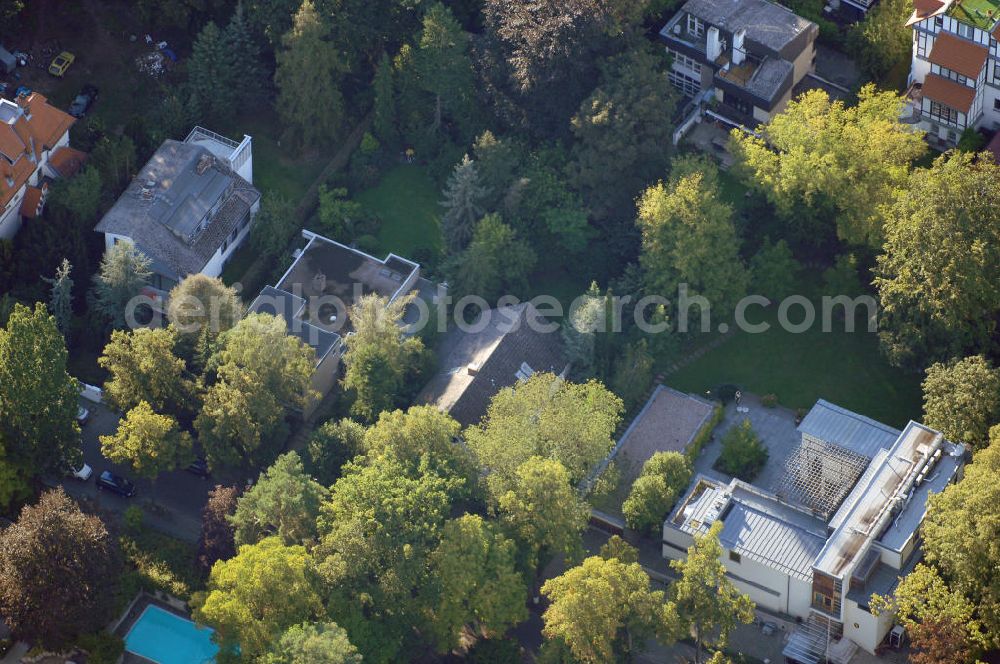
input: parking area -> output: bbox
[0,0,186,130]
[59,398,211,542]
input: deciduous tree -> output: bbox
[731,86,926,247]
[623,451,692,536]
[749,238,799,301]
[231,452,329,547]
[922,355,1000,449]
[570,45,678,218]
[266,622,362,664]
[194,537,323,659]
[541,555,678,663]
[99,401,193,485]
[669,522,755,663]
[875,152,1000,368]
[99,327,197,418]
[166,274,244,338]
[847,0,912,87]
[466,372,623,493]
[424,514,528,652]
[250,194,299,260]
[306,418,366,486]
[638,172,748,318]
[444,213,536,302]
[497,457,591,574]
[198,484,241,573]
[0,489,120,649]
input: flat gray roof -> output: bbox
[681,0,816,55]
[248,285,340,365]
[798,399,901,459]
[94,139,259,278]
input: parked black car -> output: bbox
[186,457,210,478]
[96,470,135,497]
[68,84,98,118]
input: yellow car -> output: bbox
[48,51,75,77]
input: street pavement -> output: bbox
[56,399,213,542]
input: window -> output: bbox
[933,64,971,85]
[934,16,943,28]
[994,98,1000,110]
[687,14,704,38]
[515,362,534,382]
[813,592,833,609]
[669,49,702,74]
[669,70,702,97]
[928,100,960,125]
[729,550,741,563]
[958,23,975,39]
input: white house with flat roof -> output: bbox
[663,400,965,662]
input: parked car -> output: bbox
[76,405,90,426]
[68,84,98,118]
[186,457,210,478]
[69,462,93,481]
[96,471,135,497]
[48,51,74,77]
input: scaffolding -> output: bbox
[776,438,870,520]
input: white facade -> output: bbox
[908,8,1000,143]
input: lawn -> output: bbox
[668,301,923,428]
[356,165,443,257]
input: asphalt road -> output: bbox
[57,399,212,542]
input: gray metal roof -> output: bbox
[720,484,828,582]
[94,140,260,278]
[797,399,901,459]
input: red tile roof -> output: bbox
[0,94,75,208]
[19,185,44,219]
[48,146,87,178]
[914,0,946,15]
[928,32,989,78]
[923,73,977,112]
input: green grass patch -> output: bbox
[220,242,259,286]
[668,302,922,428]
[225,112,326,202]
[356,165,443,257]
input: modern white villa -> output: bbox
[663,400,966,661]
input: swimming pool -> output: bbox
[125,604,219,664]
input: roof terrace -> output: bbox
[946,0,1000,29]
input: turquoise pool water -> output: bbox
[125,605,219,664]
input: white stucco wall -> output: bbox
[843,599,894,654]
[0,186,26,239]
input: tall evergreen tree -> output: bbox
[188,22,239,124]
[414,3,475,136]
[91,242,152,330]
[275,0,346,147]
[43,259,73,336]
[441,155,488,252]
[224,3,266,107]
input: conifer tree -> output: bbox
[43,259,73,336]
[441,155,488,252]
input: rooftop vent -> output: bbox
[312,271,327,293]
[195,154,214,175]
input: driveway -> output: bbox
[57,399,212,542]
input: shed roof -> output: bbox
[797,399,901,459]
[928,32,988,78]
[922,73,977,112]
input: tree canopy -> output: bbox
[922,355,1000,450]
[875,152,1000,368]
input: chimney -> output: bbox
[733,28,747,66]
[707,26,722,61]
[312,271,327,293]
